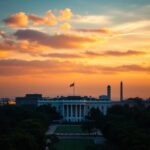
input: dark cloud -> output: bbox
[85,50,146,57]
[14,29,98,49]
[41,50,146,59]
[41,53,81,58]
[75,28,112,34]
[0,59,149,76]
[116,64,150,72]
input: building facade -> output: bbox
[16,82,125,122]
[37,96,119,122]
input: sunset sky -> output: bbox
[0,0,150,99]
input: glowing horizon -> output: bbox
[0,0,150,99]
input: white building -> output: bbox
[16,82,124,122]
[37,96,120,122]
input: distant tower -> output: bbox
[120,81,123,101]
[107,85,111,100]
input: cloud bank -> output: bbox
[4,8,73,28]
[14,29,99,49]
[0,59,149,76]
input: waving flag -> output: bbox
[70,83,75,87]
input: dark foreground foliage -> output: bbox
[0,105,60,150]
[84,103,150,150]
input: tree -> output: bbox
[11,132,38,150]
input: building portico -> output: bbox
[37,96,115,122]
[63,104,86,122]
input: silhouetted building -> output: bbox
[0,98,10,106]
[16,94,42,106]
[38,95,114,122]
[15,83,129,122]
[99,95,109,101]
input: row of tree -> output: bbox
[83,102,150,150]
[0,105,60,150]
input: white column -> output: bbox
[63,105,65,119]
[67,105,69,120]
[84,105,86,117]
[71,105,73,119]
[83,105,85,118]
[78,105,79,118]
[75,105,77,121]
[79,105,82,119]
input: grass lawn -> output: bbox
[55,125,85,133]
[55,139,94,150]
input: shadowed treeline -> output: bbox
[0,105,60,150]
[83,100,150,150]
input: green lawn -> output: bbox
[55,125,85,133]
[55,139,94,150]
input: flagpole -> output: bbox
[70,82,75,96]
[73,84,75,96]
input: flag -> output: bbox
[70,83,75,87]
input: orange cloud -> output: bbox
[0,39,50,55]
[0,36,147,58]
[4,12,28,28]
[0,59,149,76]
[0,51,8,58]
[4,8,73,28]
[0,40,20,52]
[28,11,57,26]
[0,31,6,38]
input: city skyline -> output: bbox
[0,0,150,98]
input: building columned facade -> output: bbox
[37,96,119,122]
[16,82,125,122]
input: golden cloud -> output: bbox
[45,10,58,26]
[0,39,50,55]
[58,8,73,21]
[0,51,8,58]
[75,28,113,34]
[60,22,72,30]
[0,35,147,59]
